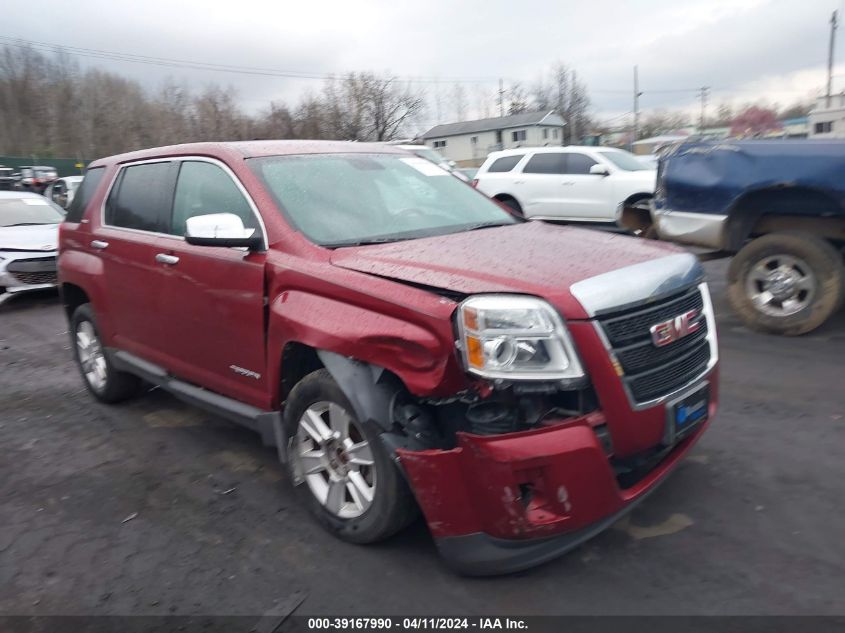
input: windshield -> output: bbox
[0,197,65,226]
[596,149,651,171]
[250,153,517,247]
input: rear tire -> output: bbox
[728,232,844,335]
[284,369,417,544]
[71,303,141,403]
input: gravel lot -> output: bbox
[1,259,843,617]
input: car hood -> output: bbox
[0,224,60,252]
[612,169,657,184]
[330,221,685,319]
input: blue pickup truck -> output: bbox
[648,140,845,335]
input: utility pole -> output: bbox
[571,69,578,144]
[698,86,709,134]
[632,66,642,150]
[828,10,838,107]
[498,78,505,118]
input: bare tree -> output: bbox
[0,44,423,157]
[507,82,529,115]
[638,110,690,138]
[451,83,468,122]
[537,62,592,144]
[474,84,492,119]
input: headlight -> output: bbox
[457,295,584,382]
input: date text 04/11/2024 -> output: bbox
[306,617,529,630]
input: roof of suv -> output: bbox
[486,145,610,159]
[88,140,408,168]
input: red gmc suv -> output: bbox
[58,141,719,575]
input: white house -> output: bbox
[420,111,566,167]
[809,94,845,138]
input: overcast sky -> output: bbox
[4,0,844,132]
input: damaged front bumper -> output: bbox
[397,395,712,576]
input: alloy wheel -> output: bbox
[76,320,108,392]
[294,401,376,519]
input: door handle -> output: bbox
[513,180,525,185]
[155,253,180,265]
[90,240,109,250]
[562,182,575,186]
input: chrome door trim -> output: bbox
[99,155,269,249]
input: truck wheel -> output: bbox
[71,303,141,402]
[284,369,417,544]
[728,232,844,335]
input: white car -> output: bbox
[474,146,656,224]
[394,145,470,182]
[43,175,84,210]
[0,191,63,305]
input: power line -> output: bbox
[0,35,503,84]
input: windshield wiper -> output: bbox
[464,221,517,231]
[4,222,52,227]
[323,235,416,248]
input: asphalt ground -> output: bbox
[1,259,843,617]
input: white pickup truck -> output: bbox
[473,146,656,225]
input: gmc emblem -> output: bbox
[650,309,701,347]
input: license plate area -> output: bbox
[664,382,709,445]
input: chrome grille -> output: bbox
[598,286,711,404]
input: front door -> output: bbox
[557,152,611,220]
[155,159,268,409]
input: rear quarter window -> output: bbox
[65,167,105,223]
[486,155,524,173]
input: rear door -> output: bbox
[155,158,268,408]
[93,160,178,366]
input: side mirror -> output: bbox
[589,164,610,176]
[185,213,262,249]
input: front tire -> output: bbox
[71,303,140,403]
[728,232,844,335]
[284,369,417,544]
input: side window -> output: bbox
[65,167,105,223]
[106,162,173,233]
[523,153,566,174]
[171,161,256,236]
[487,155,524,173]
[566,153,598,175]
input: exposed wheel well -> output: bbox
[624,192,653,205]
[61,283,90,321]
[493,193,519,206]
[280,342,324,403]
[725,186,845,252]
[618,192,654,233]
